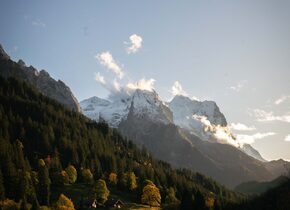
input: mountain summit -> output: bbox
[81,90,285,187]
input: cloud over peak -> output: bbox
[95,52,124,79]
[126,34,143,54]
[171,81,188,96]
[126,78,155,92]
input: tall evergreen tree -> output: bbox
[0,169,5,200]
[37,159,51,205]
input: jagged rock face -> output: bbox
[80,89,173,127]
[0,44,10,60]
[80,91,280,188]
[241,144,267,162]
[0,44,80,112]
[169,95,227,128]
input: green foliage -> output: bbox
[65,165,77,184]
[81,169,93,184]
[0,169,5,199]
[227,179,290,210]
[37,160,51,205]
[92,179,110,204]
[165,187,180,205]
[127,172,138,191]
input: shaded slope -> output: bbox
[0,44,80,112]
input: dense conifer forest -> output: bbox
[0,76,244,209]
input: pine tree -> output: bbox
[0,169,5,200]
[37,159,51,205]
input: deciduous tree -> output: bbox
[141,181,161,207]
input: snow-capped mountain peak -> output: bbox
[81,91,265,162]
[80,88,173,127]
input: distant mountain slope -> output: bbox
[234,176,289,194]
[227,178,290,210]
[0,44,80,112]
[81,90,282,188]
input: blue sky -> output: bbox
[1,0,290,160]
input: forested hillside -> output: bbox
[0,76,243,209]
[226,178,290,210]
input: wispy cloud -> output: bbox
[236,132,275,144]
[126,78,155,92]
[285,134,290,142]
[32,20,46,28]
[95,52,124,79]
[95,72,106,85]
[192,115,239,147]
[230,80,247,92]
[252,109,290,123]
[230,123,256,131]
[171,81,188,96]
[275,95,290,105]
[126,34,143,54]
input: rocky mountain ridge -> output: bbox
[0,44,80,112]
[80,89,288,188]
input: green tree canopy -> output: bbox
[92,179,110,205]
[165,187,180,205]
[65,165,77,184]
[81,168,93,184]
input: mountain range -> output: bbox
[80,86,288,188]
[0,44,288,188]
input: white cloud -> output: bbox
[236,132,275,144]
[127,34,143,54]
[230,80,247,92]
[113,79,121,92]
[192,115,240,147]
[275,95,290,105]
[285,134,290,142]
[94,73,122,94]
[230,123,256,131]
[252,109,290,123]
[126,78,155,92]
[32,20,46,28]
[95,72,106,85]
[96,52,124,79]
[171,81,188,96]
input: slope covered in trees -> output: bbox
[227,178,290,210]
[0,76,243,209]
